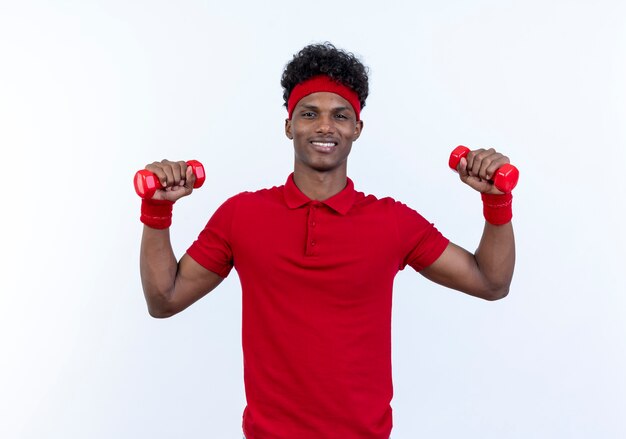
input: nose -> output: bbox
[316,114,335,134]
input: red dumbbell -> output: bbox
[449,145,519,193]
[134,160,206,199]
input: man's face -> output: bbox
[285,92,363,175]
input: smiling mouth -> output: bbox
[310,141,338,152]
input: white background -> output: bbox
[1,0,625,437]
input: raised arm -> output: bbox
[420,148,516,301]
[138,160,223,318]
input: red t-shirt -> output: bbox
[187,174,449,439]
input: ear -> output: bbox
[285,118,293,139]
[352,119,364,141]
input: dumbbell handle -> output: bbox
[449,145,519,193]
[134,160,206,199]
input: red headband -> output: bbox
[287,75,361,120]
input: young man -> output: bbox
[139,43,515,439]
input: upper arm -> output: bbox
[419,242,500,300]
[155,253,225,318]
[160,196,240,316]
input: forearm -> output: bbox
[474,221,515,299]
[140,226,179,317]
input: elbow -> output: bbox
[148,306,177,319]
[483,285,510,301]
[145,293,180,319]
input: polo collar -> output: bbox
[284,173,357,215]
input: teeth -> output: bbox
[312,142,336,147]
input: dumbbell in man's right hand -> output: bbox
[134,160,206,200]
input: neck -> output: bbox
[292,167,348,201]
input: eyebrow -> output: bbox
[299,104,352,113]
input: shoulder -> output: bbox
[351,188,437,232]
[228,183,284,204]
[215,183,285,215]
[353,189,418,215]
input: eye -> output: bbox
[334,113,348,120]
[301,111,316,118]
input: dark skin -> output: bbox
[285,92,363,200]
[140,91,514,317]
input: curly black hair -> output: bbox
[281,42,369,110]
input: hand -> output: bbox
[456,148,511,195]
[144,160,197,202]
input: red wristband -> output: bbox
[140,199,174,229]
[481,193,513,225]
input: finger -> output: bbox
[145,161,171,188]
[458,156,469,178]
[469,148,499,180]
[166,166,194,191]
[477,149,500,180]
[466,148,485,177]
[459,157,486,189]
[185,165,196,189]
[159,161,177,188]
[164,160,189,187]
[166,160,188,186]
[486,156,510,181]
[176,161,188,185]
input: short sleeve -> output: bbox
[393,202,449,271]
[186,196,238,278]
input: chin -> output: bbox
[308,160,345,173]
